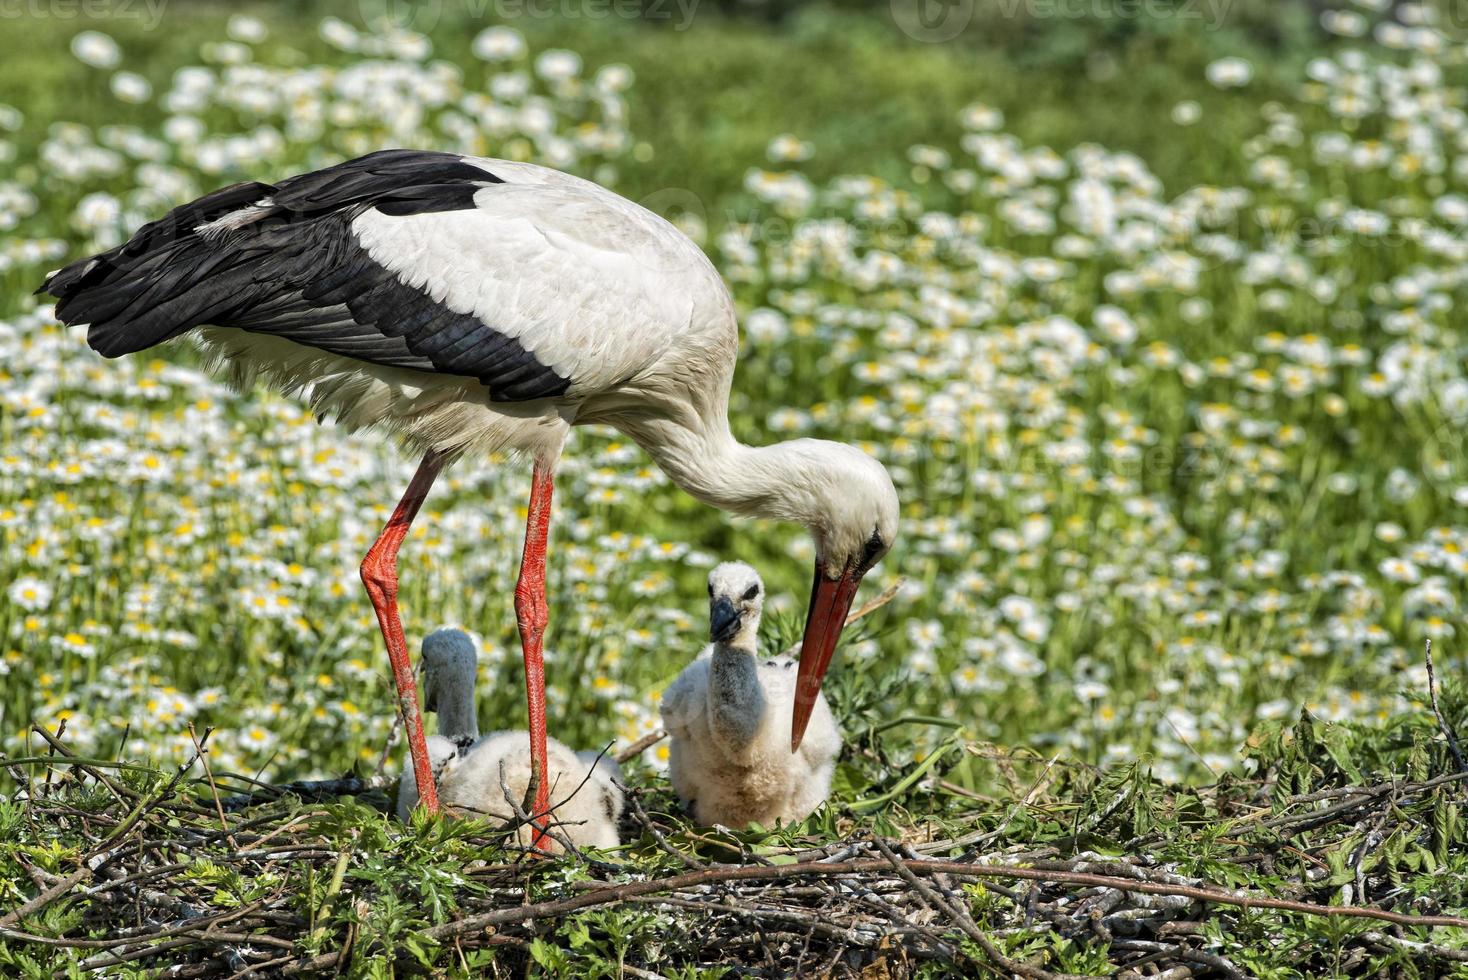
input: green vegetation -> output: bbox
[3,0,1468,973]
[0,0,1322,208]
[2,681,1466,976]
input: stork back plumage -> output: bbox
[38,149,572,402]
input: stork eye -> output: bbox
[861,528,885,566]
[742,584,760,601]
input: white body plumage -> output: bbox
[44,149,900,784]
[191,157,736,466]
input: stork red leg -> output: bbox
[515,461,555,851]
[361,451,444,815]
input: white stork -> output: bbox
[39,149,898,842]
[661,562,842,827]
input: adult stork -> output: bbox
[38,149,898,831]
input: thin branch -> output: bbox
[494,757,583,859]
[186,725,233,848]
[613,728,667,765]
[1425,638,1467,773]
[776,577,904,659]
[626,790,709,870]
[874,837,1076,980]
[374,710,404,782]
[0,866,95,929]
[280,854,1468,973]
[26,725,136,803]
[217,775,384,812]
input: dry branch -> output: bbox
[7,715,1468,978]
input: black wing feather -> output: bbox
[39,149,572,403]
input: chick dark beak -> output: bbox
[709,597,742,643]
[792,560,862,751]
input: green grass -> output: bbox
[0,0,1466,877]
[0,0,1313,209]
[2,690,1466,976]
[4,0,1468,972]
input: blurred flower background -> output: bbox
[1,0,1466,789]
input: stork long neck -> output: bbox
[710,639,763,752]
[616,406,807,525]
[434,669,480,743]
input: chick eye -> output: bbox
[707,582,714,596]
[742,584,760,601]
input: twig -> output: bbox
[614,728,667,765]
[949,750,1061,853]
[374,711,403,781]
[776,577,904,659]
[627,790,709,869]
[217,775,384,812]
[875,837,1081,980]
[845,879,957,958]
[1425,638,1467,773]
[26,725,136,803]
[0,926,294,951]
[281,855,1468,973]
[632,894,887,949]
[1250,770,1468,833]
[1110,938,1245,980]
[186,725,234,847]
[1362,930,1468,963]
[0,866,96,929]
[493,757,582,859]
[309,835,355,949]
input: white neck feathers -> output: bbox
[602,367,896,566]
[618,414,827,529]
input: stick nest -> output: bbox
[3,704,1468,978]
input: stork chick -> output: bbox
[661,563,842,827]
[398,629,623,852]
[395,628,480,820]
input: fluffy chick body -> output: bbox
[397,628,623,852]
[661,562,842,827]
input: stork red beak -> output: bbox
[791,560,862,752]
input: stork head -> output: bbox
[790,441,898,752]
[707,561,764,647]
[419,628,479,714]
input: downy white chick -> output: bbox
[398,628,623,852]
[661,562,842,827]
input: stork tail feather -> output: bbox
[40,180,277,358]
